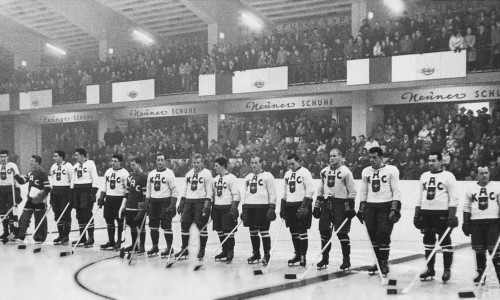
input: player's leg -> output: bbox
[285,204,300,266]
[72,190,87,245]
[364,205,379,274]
[420,215,437,280]
[147,201,160,256]
[81,190,95,247]
[123,210,138,252]
[160,200,173,257]
[334,200,352,270]
[175,201,193,258]
[114,198,124,250]
[213,206,227,261]
[376,203,394,275]
[317,199,333,269]
[33,203,48,242]
[18,200,34,241]
[247,207,262,263]
[223,207,237,262]
[195,201,208,260]
[437,216,453,282]
[51,194,64,244]
[471,223,487,283]
[60,192,72,245]
[298,202,312,268]
[0,191,10,239]
[486,223,500,283]
[258,207,272,266]
[101,196,116,250]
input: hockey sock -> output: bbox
[64,221,72,237]
[164,229,173,247]
[200,229,208,250]
[424,233,437,269]
[140,230,146,246]
[19,209,33,239]
[320,230,332,255]
[150,228,159,245]
[372,242,380,261]
[250,229,260,253]
[441,233,453,269]
[227,233,235,250]
[218,231,227,250]
[476,251,487,270]
[131,228,138,246]
[379,244,390,261]
[87,217,95,239]
[260,230,271,252]
[181,230,189,249]
[34,209,48,240]
[291,231,300,253]
[2,218,9,234]
[338,233,350,258]
[117,221,124,242]
[57,220,64,237]
[299,232,308,255]
[106,220,115,242]
[492,255,500,275]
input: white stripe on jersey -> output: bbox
[214,173,240,205]
[243,172,277,205]
[181,169,213,200]
[71,160,99,188]
[103,168,129,197]
[317,165,356,199]
[464,182,500,220]
[146,168,178,199]
[417,171,459,210]
[360,165,401,204]
[50,162,73,187]
[0,163,20,187]
[283,167,315,203]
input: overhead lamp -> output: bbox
[383,0,404,14]
[241,12,262,30]
[46,43,67,56]
[108,48,114,54]
[133,29,154,45]
[21,61,27,67]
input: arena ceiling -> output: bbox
[0,0,352,55]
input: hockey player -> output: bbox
[98,154,129,250]
[241,156,277,265]
[462,166,500,283]
[145,153,178,257]
[50,150,74,245]
[121,157,148,254]
[357,147,401,276]
[212,157,240,262]
[0,150,21,240]
[71,148,99,247]
[281,154,314,267]
[176,154,213,260]
[314,149,357,270]
[414,151,459,282]
[13,155,51,242]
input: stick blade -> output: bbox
[119,250,125,259]
[254,270,264,275]
[166,262,175,268]
[18,244,26,250]
[126,253,132,260]
[387,289,402,295]
[59,250,73,257]
[33,248,41,253]
[193,265,202,271]
[458,292,476,298]
[387,279,397,286]
[284,274,297,279]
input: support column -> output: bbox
[14,122,41,173]
[351,92,368,139]
[97,110,114,144]
[207,104,220,145]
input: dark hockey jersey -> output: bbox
[15,167,51,200]
[126,172,148,209]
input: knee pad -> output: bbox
[423,232,436,245]
[149,218,160,229]
[75,209,83,221]
[160,220,171,231]
[181,222,190,232]
[19,209,33,235]
[337,232,349,241]
[53,210,62,222]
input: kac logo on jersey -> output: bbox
[370,171,384,192]
[474,188,495,210]
[153,174,161,192]
[110,173,116,190]
[188,173,204,191]
[327,174,335,188]
[76,166,87,178]
[287,173,302,193]
[423,177,444,201]
[248,175,263,194]
[215,178,226,197]
[1,166,13,180]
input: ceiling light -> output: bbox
[108,48,114,54]
[21,61,27,67]
[46,43,67,56]
[241,12,262,30]
[384,0,404,14]
[133,30,154,45]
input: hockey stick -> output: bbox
[458,232,500,298]
[255,218,285,275]
[60,206,101,257]
[388,226,452,295]
[3,177,19,244]
[362,222,390,286]
[34,202,70,253]
[166,219,213,268]
[0,206,14,223]
[194,220,242,271]
[162,221,181,262]
[285,218,349,280]
[18,205,52,250]
[124,213,148,262]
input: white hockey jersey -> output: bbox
[417,170,459,211]
[360,165,401,204]
[71,160,99,188]
[181,169,213,200]
[50,162,74,188]
[318,165,356,199]
[214,172,240,205]
[283,167,315,203]
[146,168,178,199]
[0,162,20,188]
[103,168,129,197]
[243,172,277,205]
[464,182,500,221]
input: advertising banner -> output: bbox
[112,79,154,102]
[19,89,52,110]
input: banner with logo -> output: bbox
[372,85,500,105]
[86,85,100,105]
[0,94,9,111]
[223,94,353,113]
[19,89,52,110]
[232,67,288,94]
[28,111,99,124]
[347,51,466,85]
[199,74,216,96]
[112,79,154,102]
[114,103,215,119]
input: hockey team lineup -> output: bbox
[1,147,500,299]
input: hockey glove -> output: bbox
[14,188,22,204]
[447,206,458,228]
[280,199,286,219]
[177,197,186,215]
[241,204,249,226]
[227,201,239,220]
[312,196,323,219]
[462,212,471,237]
[296,197,312,219]
[388,200,402,223]
[97,192,106,208]
[356,201,366,224]
[201,199,212,221]
[413,206,423,229]
[167,197,177,219]
[267,203,277,221]
[343,199,356,220]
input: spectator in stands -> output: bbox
[492,20,500,69]
[464,27,477,70]
[449,29,464,52]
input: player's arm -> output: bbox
[446,173,459,228]
[462,189,473,236]
[98,169,108,208]
[414,176,425,229]
[280,173,288,219]
[89,161,99,195]
[297,170,314,219]
[266,174,277,221]
[177,174,189,215]
[167,171,179,216]
[201,172,213,219]
[343,170,357,220]
[356,170,368,224]
[389,168,402,223]
[313,170,326,219]
[227,175,241,219]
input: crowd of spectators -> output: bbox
[1,3,499,102]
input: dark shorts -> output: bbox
[24,199,46,211]
[471,222,500,251]
[244,205,270,230]
[181,200,205,226]
[0,189,13,214]
[421,213,448,234]
[104,196,124,220]
[365,202,394,235]
[50,190,71,212]
[318,198,351,233]
[125,210,139,227]
[74,188,94,210]
[148,198,172,222]
[284,203,312,230]
[212,205,237,232]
